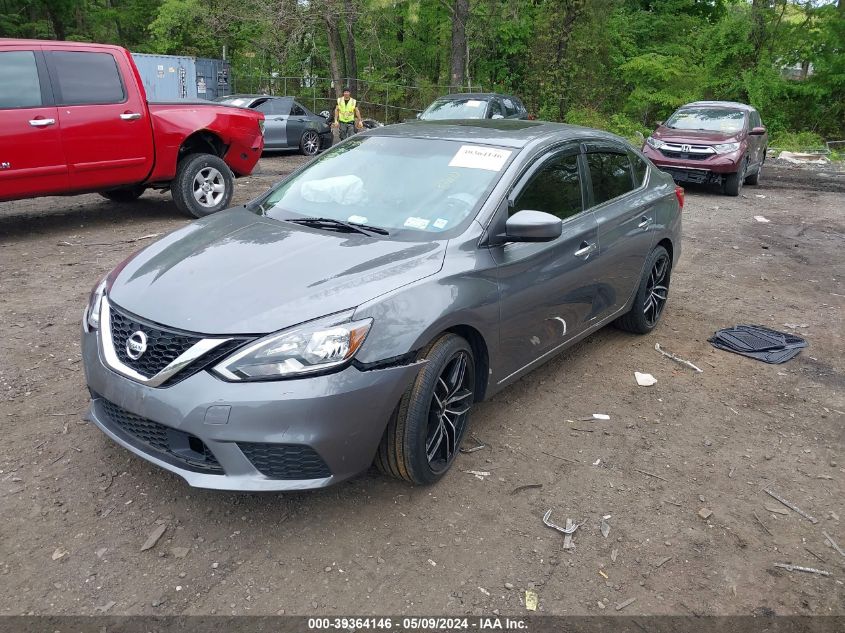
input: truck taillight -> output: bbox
[675,185,685,210]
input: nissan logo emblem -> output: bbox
[126,331,148,360]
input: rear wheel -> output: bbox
[171,153,233,218]
[98,185,145,202]
[375,334,475,485]
[615,245,671,334]
[300,130,320,156]
[744,161,761,185]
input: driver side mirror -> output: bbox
[749,126,766,136]
[501,210,562,243]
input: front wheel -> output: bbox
[744,161,761,185]
[615,245,672,334]
[375,334,476,485]
[722,160,746,196]
[171,153,234,218]
[300,129,320,156]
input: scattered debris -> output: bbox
[598,570,608,579]
[593,459,602,467]
[611,548,618,562]
[463,470,490,480]
[510,483,543,495]
[754,214,770,222]
[773,563,830,577]
[504,582,514,590]
[94,601,116,613]
[709,325,807,365]
[698,508,713,520]
[95,547,107,559]
[171,547,190,559]
[753,512,773,536]
[538,450,579,464]
[525,589,538,611]
[570,427,594,433]
[140,524,168,552]
[459,437,486,453]
[764,504,789,516]
[563,519,575,550]
[51,547,68,561]
[804,548,827,564]
[654,343,703,373]
[764,488,818,524]
[776,151,830,165]
[634,371,657,386]
[783,323,809,329]
[592,413,610,420]
[543,510,583,538]
[754,195,767,199]
[427,559,437,567]
[822,531,845,558]
[655,556,673,568]
[616,597,636,611]
[634,468,669,482]
[600,516,611,538]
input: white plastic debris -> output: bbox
[754,215,770,223]
[634,371,657,387]
[776,151,830,165]
[592,413,610,420]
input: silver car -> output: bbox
[82,120,682,491]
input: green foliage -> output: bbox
[768,130,827,151]
[564,107,651,143]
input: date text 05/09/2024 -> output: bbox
[307,617,529,630]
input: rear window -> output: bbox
[0,51,42,109]
[587,152,635,205]
[49,51,125,106]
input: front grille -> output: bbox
[110,305,201,378]
[100,399,222,473]
[238,442,331,480]
[659,149,712,161]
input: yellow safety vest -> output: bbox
[337,97,356,123]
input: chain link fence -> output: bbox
[231,75,482,123]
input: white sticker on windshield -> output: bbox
[466,100,483,108]
[348,215,368,224]
[433,218,449,229]
[449,145,512,171]
[404,217,430,230]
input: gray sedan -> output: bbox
[215,94,333,155]
[81,120,682,491]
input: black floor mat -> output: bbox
[708,324,807,364]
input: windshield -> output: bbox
[255,136,512,237]
[665,108,746,133]
[421,98,489,120]
[215,97,252,108]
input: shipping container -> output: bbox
[131,53,198,101]
[195,57,233,100]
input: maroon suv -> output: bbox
[642,101,768,196]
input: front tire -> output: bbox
[98,186,145,202]
[375,334,476,485]
[722,160,746,196]
[615,245,672,334]
[171,153,233,218]
[744,161,761,185]
[300,129,320,156]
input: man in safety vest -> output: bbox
[333,87,363,140]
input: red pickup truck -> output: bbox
[0,39,264,217]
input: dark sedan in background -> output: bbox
[419,93,528,121]
[82,120,682,491]
[216,94,332,155]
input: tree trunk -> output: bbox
[343,0,358,95]
[325,12,345,98]
[449,0,469,91]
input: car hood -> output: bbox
[652,126,741,145]
[107,207,447,334]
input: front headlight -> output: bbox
[646,136,665,150]
[213,311,373,381]
[85,277,107,331]
[713,142,740,154]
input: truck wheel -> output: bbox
[99,186,145,202]
[171,153,233,218]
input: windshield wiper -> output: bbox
[287,217,389,236]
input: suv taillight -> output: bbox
[675,185,685,210]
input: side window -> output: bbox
[513,153,583,221]
[48,51,125,105]
[587,152,635,204]
[751,111,761,128]
[254,99,274,114]
[0,51,43,109]
[487,99,503,118]
[502,98,517,117]
[627,150,648,186]
[291,103,306,116]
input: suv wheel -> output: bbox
[375,334,476,485]
[99,186,145,202]
[722,160,747,196]
[615,245,672,334]
[171,153,234,218]
[744,161,762,185]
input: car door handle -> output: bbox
[120,112,142,121]
[574,241,597,258]
[296,118,306,122]
[29,118,56,127]
[638,216,653,229]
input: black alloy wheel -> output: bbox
[300,130,320,156]
[615,245,672,334]
[425,350,474,473]
[643,251,670,328]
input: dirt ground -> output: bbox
[0,154,843,617]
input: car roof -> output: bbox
[220,94,294,101]
[680,101,756,111]
[436,92,518,101]
[367,120,625,149]
[0,38,127,53]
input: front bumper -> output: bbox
[82,329,422,491]
[642,145,742,184]
[319,130,333,150]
